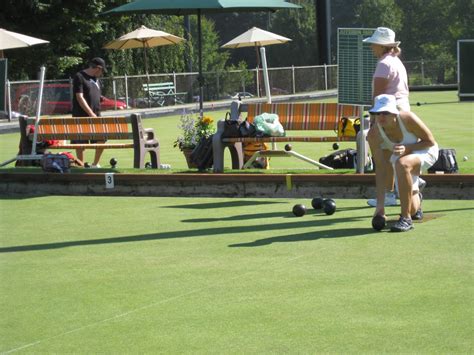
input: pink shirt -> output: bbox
[373,53,409,100]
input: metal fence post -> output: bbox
[292,65,296,94]
[6,80,11,122]
[324,64,328,91]
[421,59,425,85]
[124,74,129,108]
[255,67,260,97]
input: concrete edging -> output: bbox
[1,172,473,199]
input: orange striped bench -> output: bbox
[213,102,365,172]
[18,114,160,168]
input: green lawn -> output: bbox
[1,195,473,353]
[1,90,473,173]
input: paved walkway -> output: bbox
[0,90,337,134]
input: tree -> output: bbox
[354,0,403,32]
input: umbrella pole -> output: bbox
[197,9,204,116]
[255,45,262,97]
[143,43,151,108]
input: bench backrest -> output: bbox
[245,103,361,131]
[143,82,175,91]
[25,116,133,141]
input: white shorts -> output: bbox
[396,97,411,112]
[391,144,439,191]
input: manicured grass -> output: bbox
[1,91,473,173]
[1,195,473,353]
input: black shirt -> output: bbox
[72,70,101,117]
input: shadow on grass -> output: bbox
[229,227,373,247]
[0,215,367,253]
[182,205,373,223]
[164,200,285,209]
[0,194,50,200]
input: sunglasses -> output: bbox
[372,111,391,116]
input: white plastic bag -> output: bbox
[253,113,285,137]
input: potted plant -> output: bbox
[174,113,215,168]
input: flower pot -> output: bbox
[181,148,198,169]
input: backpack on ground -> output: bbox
[319,148,357,169]
[243,142,270,169]
[428,148,459,174]
[190,135,214,171]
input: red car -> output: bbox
[14,83,127,115]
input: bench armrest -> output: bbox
[144,127,155,141]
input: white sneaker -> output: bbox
[91,163,101,168]
[367,192,398,207]
[418,177,426,192]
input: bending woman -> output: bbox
[368,94,438,232]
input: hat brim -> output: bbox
[369,106,399,115]
[362,37,401,47]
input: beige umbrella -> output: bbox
[221,27,291,98]
[104,25,185,106]
[0,28,49,58]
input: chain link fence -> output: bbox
[5,60,456,116]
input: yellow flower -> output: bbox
[202,116,213,125]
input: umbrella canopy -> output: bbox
[103,25,184,50]
[221,26,291,48]
[0,28,49,57]
[102,0,301,114]
[104,25,185,107]
[222,27,291,99]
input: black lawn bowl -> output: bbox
[311,197,324,210]
[292,204,307,217]
[372,215,386,231]
[284,144,292,152]
[110,158,118,168]
[322,199,336,215]
[332,142,339,150]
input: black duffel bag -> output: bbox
[428,148,459,174]
[319,148,357,169]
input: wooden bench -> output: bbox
[212,102,368,172]
[17,114,160,169]
[142,82,186,106]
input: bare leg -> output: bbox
[92,148,104,166]
[76,148,84,163]
[394,155,422,218]
[368,128,393,217]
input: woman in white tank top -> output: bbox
[368,95,439,232]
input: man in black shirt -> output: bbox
[72,57,107,167]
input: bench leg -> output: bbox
[212,120,244,172]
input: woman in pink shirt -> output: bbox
[363,27,417,208]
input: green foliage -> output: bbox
[355,0,403,31]
[269,0,317,66]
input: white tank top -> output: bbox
[378,115,418,151]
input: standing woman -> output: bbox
[363,27,414,207]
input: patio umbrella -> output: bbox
[103,25,185,106]
[101,0,301,115]
[221,26,291,98]
[0,28,49,58]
